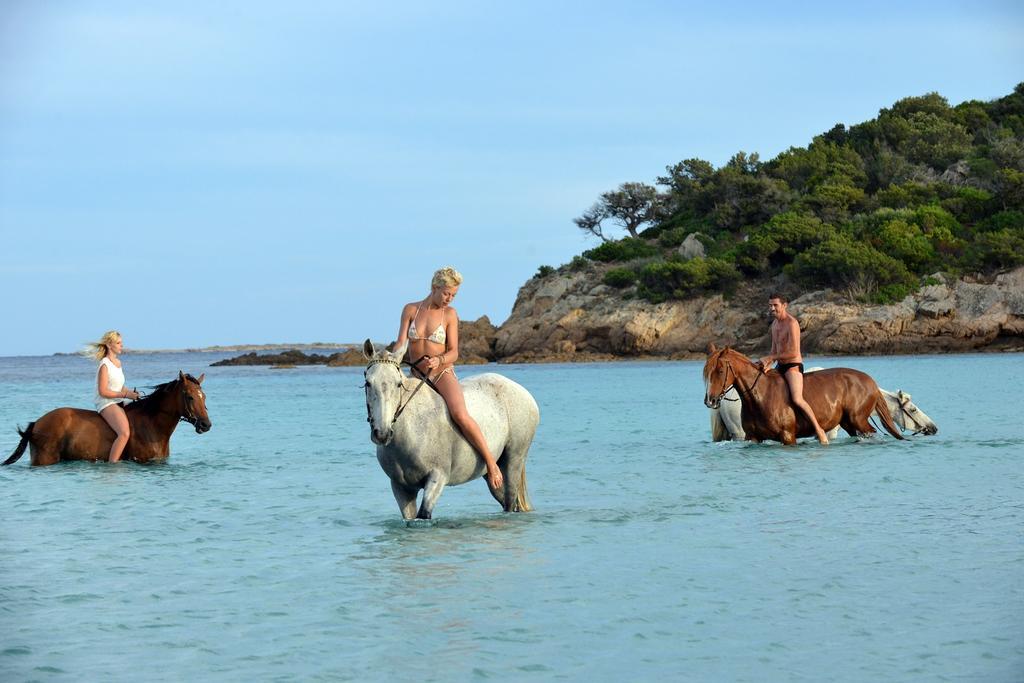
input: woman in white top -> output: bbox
[88,330,140,463]
[395,267,504,491]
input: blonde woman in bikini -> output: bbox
[394,266,504,491]
[88,330,140,462]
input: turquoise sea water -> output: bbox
[1,352,1021,682]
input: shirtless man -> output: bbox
[755,293,829,444]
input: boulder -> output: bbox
[677,233,706,260]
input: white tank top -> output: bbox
[95,357,126,412]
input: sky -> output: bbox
[1,1,1021,356]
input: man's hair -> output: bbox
[768,292,788,303]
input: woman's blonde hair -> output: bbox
[85,330,122,361]
[431,266,463,289]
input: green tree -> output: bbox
[877,96,973,169]
[575,182,665,241]
[705,156,792,230]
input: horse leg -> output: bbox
[486,470,507,509]
[496,445,531,513]
[29,421,63,467]
[839,412,872,438]
[31,443,61,467]
[416,470,449,520]
[390,480,418,521]
[851,413,877,438]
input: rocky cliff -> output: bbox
[493,264,1024,361]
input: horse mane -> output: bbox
[703,346,755,379]
[125,374,200,416]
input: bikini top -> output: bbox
[408,302,446,345]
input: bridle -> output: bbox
[178,379,203,427]
[364,355,439,433]
[708,356,764,407]
[894,394,929,435]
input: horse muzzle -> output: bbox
[195,419,212,434]
[705,394,722,409]
[371,427,394,446]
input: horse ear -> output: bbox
[178,370,185,381]
[706,342,718,355]
[391,339,408,362]
[196,373,205,384]
[362,339,375,359]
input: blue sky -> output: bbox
[1,1,1021,356]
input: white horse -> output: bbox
[362,339,539,520]
[710,368,937,442]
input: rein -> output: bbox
[175,380,201,426]
[365,355,440,431]
[717,357,764,403]
[895,396,927,435]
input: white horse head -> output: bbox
[362,338,408,445]
[887,389,938,435]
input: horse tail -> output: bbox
[874,392,905,440]
[3,422,35,465]
[515,467,533,512]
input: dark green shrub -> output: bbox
[733,234,778,275]
[963,229,1024,270]
[789,233,916,295]
[978,210,1024,233]
[657,227,689,248]
[568,255,590,271]
[733,212,834,275]
[638,257,739,302]
[875,182,941,209]
[535,265,555,279]
[912,205,961,235]
[603,268,637,288]
[873,283,916,304]
[866,218,936,273]
[940,187,993,222]
[583,238,659,263]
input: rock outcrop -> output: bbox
[495,265,1024,361]
[495,269,762,361]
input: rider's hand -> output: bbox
[487,465,504,490]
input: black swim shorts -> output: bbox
[776,362,804,374]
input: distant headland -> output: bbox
[54,343,356,357]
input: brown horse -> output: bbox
[3,371,212,467]
[703,345,903,445]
